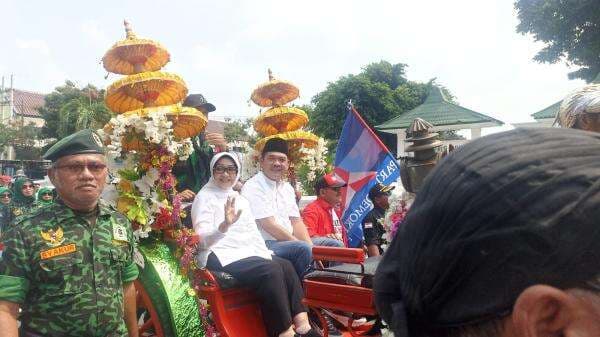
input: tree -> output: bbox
[223,118,253,143]
[39,81,112,140]
[307,61,430,150]
[0,120,43,160]
[515,0,600,82]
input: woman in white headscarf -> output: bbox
[191,152,320,337]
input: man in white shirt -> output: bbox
[242,138,313,278]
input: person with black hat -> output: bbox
[362,183,394,257]
[301,172,347,248]
[241,137,313,279]
[374,127,600,337]
[0,129,139,337]
[173,93,228,202]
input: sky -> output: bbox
[0,0,587,131]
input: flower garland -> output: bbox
[384,190,414,242]
[98,109,193,236]
[296,137,330,195]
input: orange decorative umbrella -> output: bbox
[251,69,299,107]
[102,21,170,75]
[122,105,208,139]
[254,130,319,156]
[105,71,188,113]
[254,106,308,136]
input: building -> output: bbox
[376,85,503,156]
[0,85,46,160]
[514,73,600,128]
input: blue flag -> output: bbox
[334,104,400,247]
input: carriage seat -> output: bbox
[208,270,244,290]
[304,255,382,287]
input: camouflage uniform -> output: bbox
[0,199,138,337]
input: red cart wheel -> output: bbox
[135,279,165,337]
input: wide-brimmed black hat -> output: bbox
[183,94,216,113]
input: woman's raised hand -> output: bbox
[220,196,242,232]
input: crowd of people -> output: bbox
[0,174,55,239]
[0,81,599,337]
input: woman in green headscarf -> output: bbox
[10,177,36,218]
[35,186,54,207]
[0,187,11,206]
[0,187,12,235]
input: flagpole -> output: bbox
[346,101,395,155]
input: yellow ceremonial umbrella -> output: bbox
[254,106,308,136]
[102,21,170,75]
[122,105,208,139]
[251,69,299,107]
[105,71,188,113]
[254,130,320,159]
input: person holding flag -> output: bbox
[333,103,400,248]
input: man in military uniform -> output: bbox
[362,183,394,257]
[0,129,139,337]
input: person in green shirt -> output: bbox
[173,94,228,202]
[0,187,11,206]
[0,187,12,237]
[10,177,35,218]
[0,129,139,337]
[34,186,54,208]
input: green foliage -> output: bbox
[40,81,112,140]
[223,118,254,142]
[307,61,429,149]
[515,0,600,82]
[0,120,43,160]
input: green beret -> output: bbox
[43,129,105,162]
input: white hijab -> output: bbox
[201,152,242,197]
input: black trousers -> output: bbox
[207,253,306,337]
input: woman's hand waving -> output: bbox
[219,196,242,233]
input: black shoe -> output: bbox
[295,328,323,337]
[323,314,342,336]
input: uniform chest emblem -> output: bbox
[112,223,128,242]
[40,226,65,247]
[12,208,22,216]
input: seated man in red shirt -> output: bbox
[301,173,347,248]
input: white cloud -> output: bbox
[15,39,50,56]
[81,20,111,49]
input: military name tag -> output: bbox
[364,222,373,229]
[113,224,128,242]
[40,243,76,260]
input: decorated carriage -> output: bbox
[99,21,388,337]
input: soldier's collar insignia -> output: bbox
[40,226,65,247]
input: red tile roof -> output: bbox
[206,119,226,134]
[10,89,45,118]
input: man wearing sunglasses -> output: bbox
[0,129,139,337]
[301,173,347,248]
[362,183,394,257]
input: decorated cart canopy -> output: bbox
[98,21,209,337]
